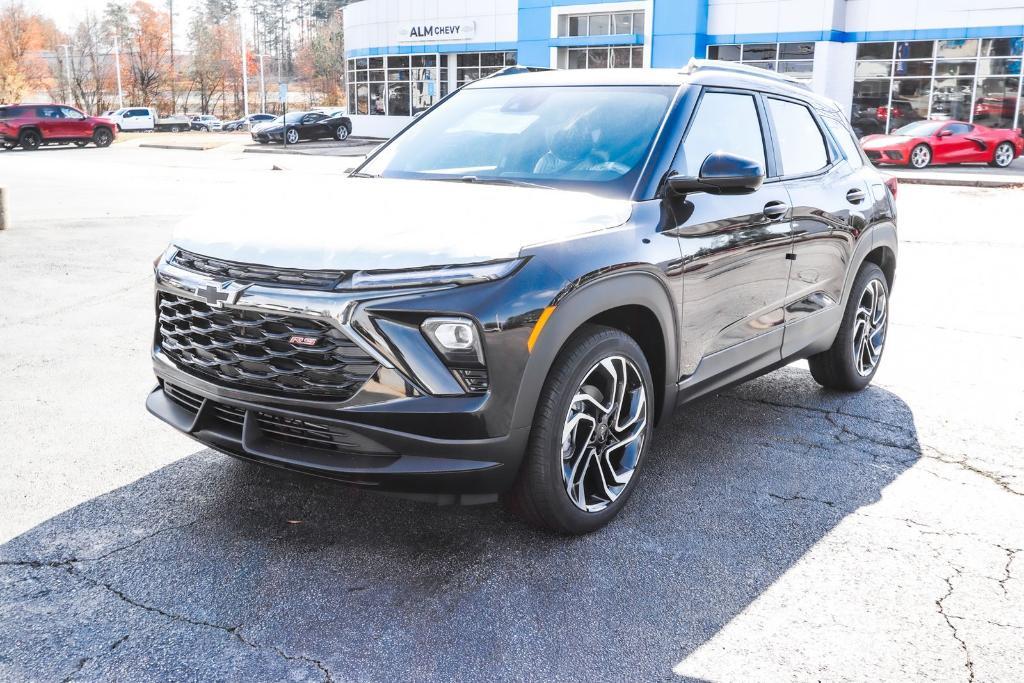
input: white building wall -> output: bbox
[843,0,1024,33]
[707,0,841,36]
[344,0,519,53]
[812,41,857,113]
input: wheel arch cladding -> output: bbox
[511,270,678,432]
[864,245,896,292]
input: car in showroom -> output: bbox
[148,62,898,534]
[0,103,116,150]
[250,110,352,144]
[861,119,1024,168]
[223,113,275,132]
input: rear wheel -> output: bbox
[504,325,654,534]
[92,128,113,148]
[991,142,1014,168]
[335,125,350,141]
[909,144,931,169]
[808,262,889,391]
[19,129,41,151]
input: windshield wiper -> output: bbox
[431,175,554,190]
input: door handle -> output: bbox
[846,188,867,204]
[763,201,789,221]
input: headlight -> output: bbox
[347,259,522,290]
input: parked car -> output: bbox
[861,119,1024,168]
[190,115,223,132]
[250,110,352,144]
[148,62,898,534]
[0,103,116,150]
[222,113,275,132]
[106,107,191,132]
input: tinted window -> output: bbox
[37,106,64,118]
[822,116,864,169]
[680,91,766,177]
[768,98,829,176]
[944,122,973,135]
[129,109,149,116]
[0,106,25,119]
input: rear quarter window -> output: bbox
[768,98,830,176]
[822,115,865,169]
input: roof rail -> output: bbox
[485,65,554,79]
[682,58,811,91]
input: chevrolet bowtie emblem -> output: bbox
[194,281,249,308]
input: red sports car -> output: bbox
[861,120,1023,169]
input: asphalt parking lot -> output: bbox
[1,144,1022,682]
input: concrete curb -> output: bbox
[889,174,1024,189]
[138,143,222,151]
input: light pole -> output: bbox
[57,44,72,104]
[113,34,124,109]
[238,5,249,123]
[257,53,270,112]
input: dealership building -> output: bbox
[343,0,1024,138]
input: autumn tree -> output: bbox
[0,1,58,104]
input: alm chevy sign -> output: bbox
[398,21,476,43]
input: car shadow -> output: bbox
[0,366,920,680]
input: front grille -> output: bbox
[172,249,347,290]
[158,292,378,401]
[166,383,204,412]
[255,412,369,453]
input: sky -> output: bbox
[28,0,201,33]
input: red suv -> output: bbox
[0,104,116,151]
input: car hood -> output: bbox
[171,177,634,270]
[861,135,914,149]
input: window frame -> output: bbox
[670,86,778,181]
[761,93,837,181]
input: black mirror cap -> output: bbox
[668,152,765,196]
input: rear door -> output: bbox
[765,96,872,358]
[35,106,68,138]
[666,89,794,376]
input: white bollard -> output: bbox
[0,186,7,231]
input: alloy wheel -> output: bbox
[852,278,887,377]
[995,143,1014,168]
[560,356,648,512]
[286,129,299,144]
[910,145,930,168]
[336,126,349,141]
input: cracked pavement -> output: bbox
[1,146,1022,681]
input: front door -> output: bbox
[933,122,988,163]
[60,107,92,138]
[666,89,793,378]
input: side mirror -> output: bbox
[668,152,765,196]
[937,129,953,138]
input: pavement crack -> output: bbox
[937,566,975,682]
[768,492,835,507]
[998,546,1019,596]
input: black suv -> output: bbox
[148,61,897,534]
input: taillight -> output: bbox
[884,175,899,201]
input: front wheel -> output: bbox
[285,128,299,144]
[808,263,889,391]
[909,144,931,169]
[504,325,654,534]
[92,128,113,148]
[991,142,1015,168]
[19,129,41,150]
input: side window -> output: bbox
[945,123,972,135]
[680,91,767,177]
[822,115,865,169]
[37,106,63,118]
[768,98,829,176]
[130,109,149,117]
[61,107,85,120]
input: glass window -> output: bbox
[779,42,814,59]
[368,83,386,115]
[937,39,978,59]
[567,49,587,70]
[388,83,410,117]
[858,42,894,60]
[61,107,85,119]
[745,61,776,72]
[632,47,643,67]
[944,122,973,135]
[568,15,587,37]
[613,13,632,35]
[856,61,892,78]
[388,55,410,69]
[935,60,975,77]
[973,77,1020,128]
[680,92,766,177]
[889,79,931,128]
[896,41,934,60]
[778,61,814,76]
[822,116,864,169]
[612,47,632,69]
[977,58,1022,76]
[982,38,1023,57]
[356,84,369,115]
[633,12,645,34]
[931,78,975,121]
[768,98,829,176]
[589,14,610,36]
[368,57,384,69]
[709,44,741,61]
[588,48,610,69]
[894,60,933,77]
[361,85,675,197]
[743,43,777,61]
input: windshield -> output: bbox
[893,121,945,136]
[360,85,675,197]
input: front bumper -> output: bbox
[252,130,283,143]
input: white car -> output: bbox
[191,115,223,132]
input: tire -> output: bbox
[19,129,41,151]
[504,324,655,534]
[335,125,350,141]
[258,140,268,145]
[169,125,181,133]
[990,142,1014,168]
[808,262,890,392]
[285,128,299,145]
[92,127,113,148]
[909,143,931,169]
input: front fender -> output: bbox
[510,269,679,431]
